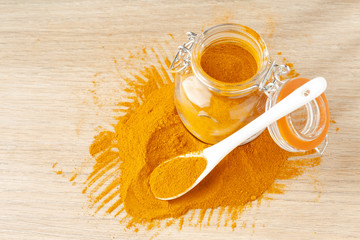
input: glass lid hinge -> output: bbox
[258,61,291,97]
[169,32,197,73]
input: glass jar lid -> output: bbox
[266,78,330,152]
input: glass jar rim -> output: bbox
[191,23,270,95]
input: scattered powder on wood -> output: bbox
[79,45,322,231]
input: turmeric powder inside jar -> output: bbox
[200,42,258,83]
[150,157,207,199]
[175,40,266,144]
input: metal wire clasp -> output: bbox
[258,61,290,97]
[169,32,197,73]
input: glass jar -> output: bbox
[172,24,272,144]
[170,23,329,153]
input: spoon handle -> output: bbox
[203,77,327,165]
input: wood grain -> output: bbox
[1,0,359,239]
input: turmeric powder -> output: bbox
[150,157,207,199]
[200,42,258,83]
[82,46,321,231]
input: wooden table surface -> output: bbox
[1,0,359,239]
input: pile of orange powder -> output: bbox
[83,44,320,231]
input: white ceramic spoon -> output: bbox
[152,77,327,200]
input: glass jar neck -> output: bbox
[191,23,270,95]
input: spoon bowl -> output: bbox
[151,77,327,200]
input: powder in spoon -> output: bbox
[150,157,207,199]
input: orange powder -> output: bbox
[88,82,313,223]
[200,42,258,83]
[79,46,322,231]
[150,157,207,199]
